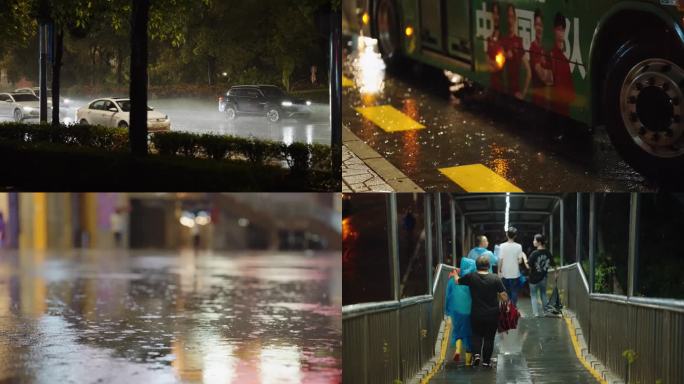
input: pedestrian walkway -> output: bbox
[343,70,523,192]
[430,297,598,384]
[342,126,423,192]
[342,144,394,192]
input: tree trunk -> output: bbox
[130,0,150,156]
[90,46,96,87]
[51,28,63,127]
[207,56,216,86]
[117,46,123,85]
[330,9,342,179]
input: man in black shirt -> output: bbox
[455,254,509,367]
[528,233,558,317]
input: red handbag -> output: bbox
[498,301,521,333]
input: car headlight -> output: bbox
[306,100,312,106]
[22,106,34,112]
[281,101,293,107]
[63,98,70,104]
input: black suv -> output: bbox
[218,85,311,123]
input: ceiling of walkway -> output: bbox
[451,194,561,239]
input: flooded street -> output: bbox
[342,38,660,192]
[0,250,341,384]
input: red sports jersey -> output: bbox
[550,46,575,116]
[529,40,548,107]
[487,34,503,92]
[503,35,524,95]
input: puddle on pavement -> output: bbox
[0,250,341,383]
[342,36,653,191]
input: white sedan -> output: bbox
[76,98,171,132]
[0,92,41,121]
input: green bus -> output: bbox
[350,0,684,176]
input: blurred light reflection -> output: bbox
[260,345,302,384]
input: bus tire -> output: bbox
[605,38,684,178]
[372,0,405,70]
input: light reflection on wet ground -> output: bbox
[0,98,331,145]
[0,250,341,383]
[151,98,331,145]
[343,41,656,192]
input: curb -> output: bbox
[408,318,450,384]
[563,309,624,384]
[343,125,424,192]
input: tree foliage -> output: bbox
[0,0,330,90]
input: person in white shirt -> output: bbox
[497,226,528,306]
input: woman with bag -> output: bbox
[453,254,509,368]
[528,234,558,317]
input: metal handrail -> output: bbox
[556,262,684,314]
[342,295,434,320]
[343,263,456,320]
[433,263,456,294]
[342,263,458,384]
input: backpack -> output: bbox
[498,301,521,333]
[545,285,563,315]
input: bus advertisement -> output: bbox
[350,0,684,176]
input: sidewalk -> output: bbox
[342,145,394,192]
[342,126,423,193]
[430,298,603,383]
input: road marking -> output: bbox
[439,164,523,192]
[342,75,354,88]
[355,105,426,132]
[563,315,607,384]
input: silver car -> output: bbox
[0,93,41,122]
[15,87,71,120]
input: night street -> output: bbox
[0,0,336,191]
[0,97,331,145]
[343,46,655,192]
[0,250,341,383]
[0,192,342,383]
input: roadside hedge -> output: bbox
[0,141,338,191]
[0,122,332,173]
[0,123,129,151]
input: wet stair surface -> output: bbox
[430,297,597,384]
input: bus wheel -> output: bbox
[374,0,403,69]
[606,40,684,178]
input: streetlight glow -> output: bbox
[504,193,510,231]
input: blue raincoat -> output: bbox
[445,258,476,351]
[467,247,497,273]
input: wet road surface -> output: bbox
[1,97,331,145]
[0,250,341,383]
[343,40,658,192]
[152,98,331,145]
[433,297,596,383]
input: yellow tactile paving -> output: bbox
[355,105,426,132]
[439,164,523,192]
[342,75,354,88]
[564,315,608,384]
